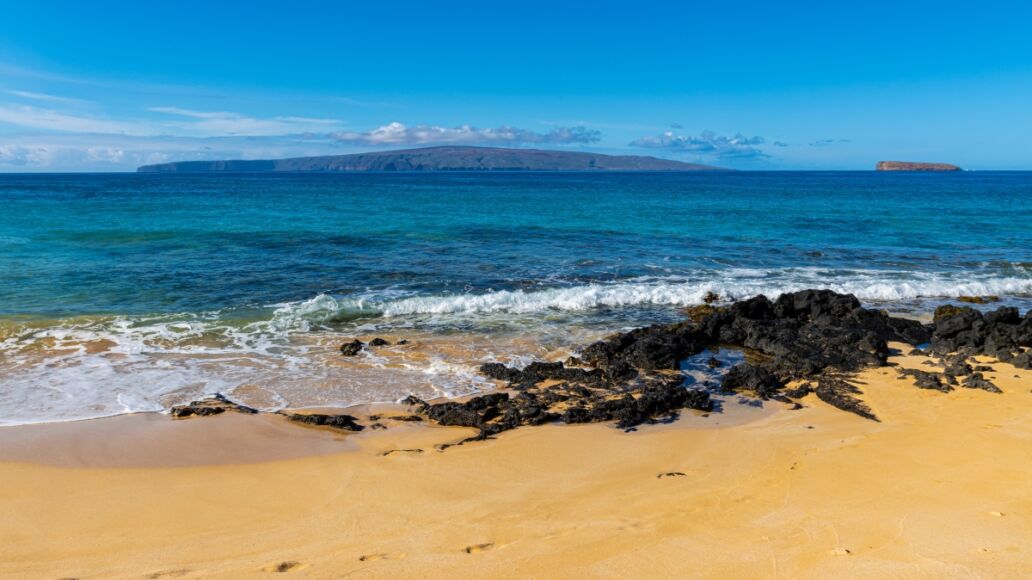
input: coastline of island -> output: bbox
[136,145,728,173]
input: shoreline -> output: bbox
[0,390,778,469]
[0,304,950,428]
[3,290,1032,577]
[2,350,1031,577]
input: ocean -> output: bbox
[2,171,1031,425]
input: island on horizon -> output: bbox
[136,145,727,173]
[876,160,962,172]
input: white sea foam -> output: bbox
[3,267,1031,425]
[273,268,1032,320]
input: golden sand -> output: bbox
[1,348,1031,578]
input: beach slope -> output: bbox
[1,348,1031,578]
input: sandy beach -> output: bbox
[2,346,1031,579]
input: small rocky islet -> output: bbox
[171,290,1032,445]
[875,161,962,171]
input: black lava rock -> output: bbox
[287,413,365,431]
[962,373,1002,393]
[814,375,879,421]
[898,369,952,392]
[340,340,364,356]
[169,393,259,418]
[721,363,784,399]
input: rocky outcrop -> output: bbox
[430,289,1026,427]
[930,304,1032,363]
[339,339,364,356]
[170,290,1030,442]
[169,393,259,418]
[876,161,961,171]
[286,412,365,431]
[402,376,713,447]
[580,289,930,382]
[339,337,395,356]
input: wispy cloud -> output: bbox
[810,138,849,147]
[4,89,82,104]
[0,101,349,138]
[629,130,768,159]
[148,106,346,136]
[329,122,600,146]
[0,103,138,134]
[0,132,336,171]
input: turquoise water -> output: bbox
[2,171,1031,424]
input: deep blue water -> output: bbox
[2,171,1031,318]
[2,171,1032,424]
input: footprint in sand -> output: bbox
[829,547,852,556]
[358,552,405,562]
[988,511,1005,517]
[379,448,424,456]
[261,561,309,573]
[147,570,190,579]
[657,471,686,479]
[464,543,494,554]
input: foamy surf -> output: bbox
[2,267,1032,426]
[276,267,1032,320]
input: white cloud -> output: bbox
[0,133,343,171]
[0,145,51,166]
[85,147,126,163]
[329,122,600,146]
[629,130,768,159]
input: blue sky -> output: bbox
[1,0,1031,171]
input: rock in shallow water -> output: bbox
[169,393,259,418]
[339,339,364,356]
[720,364,783,399]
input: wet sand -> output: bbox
[1,349,1031,578]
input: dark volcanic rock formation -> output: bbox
[930,304,1032,362]
[400,289,937,428]
[170,290,1030,441]
[876,161,961,171]
[286,412,365,431]
[137,146,724,173]
[814,375,879,421]
[898,368,952,392]
[581,289,929,382]
[415,289,1029,429]
[339,339,364,356]
[403,376,713,446]
[170,393,259,418]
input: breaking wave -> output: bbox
[274,268,1032,320]
[3,267,1032,426]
